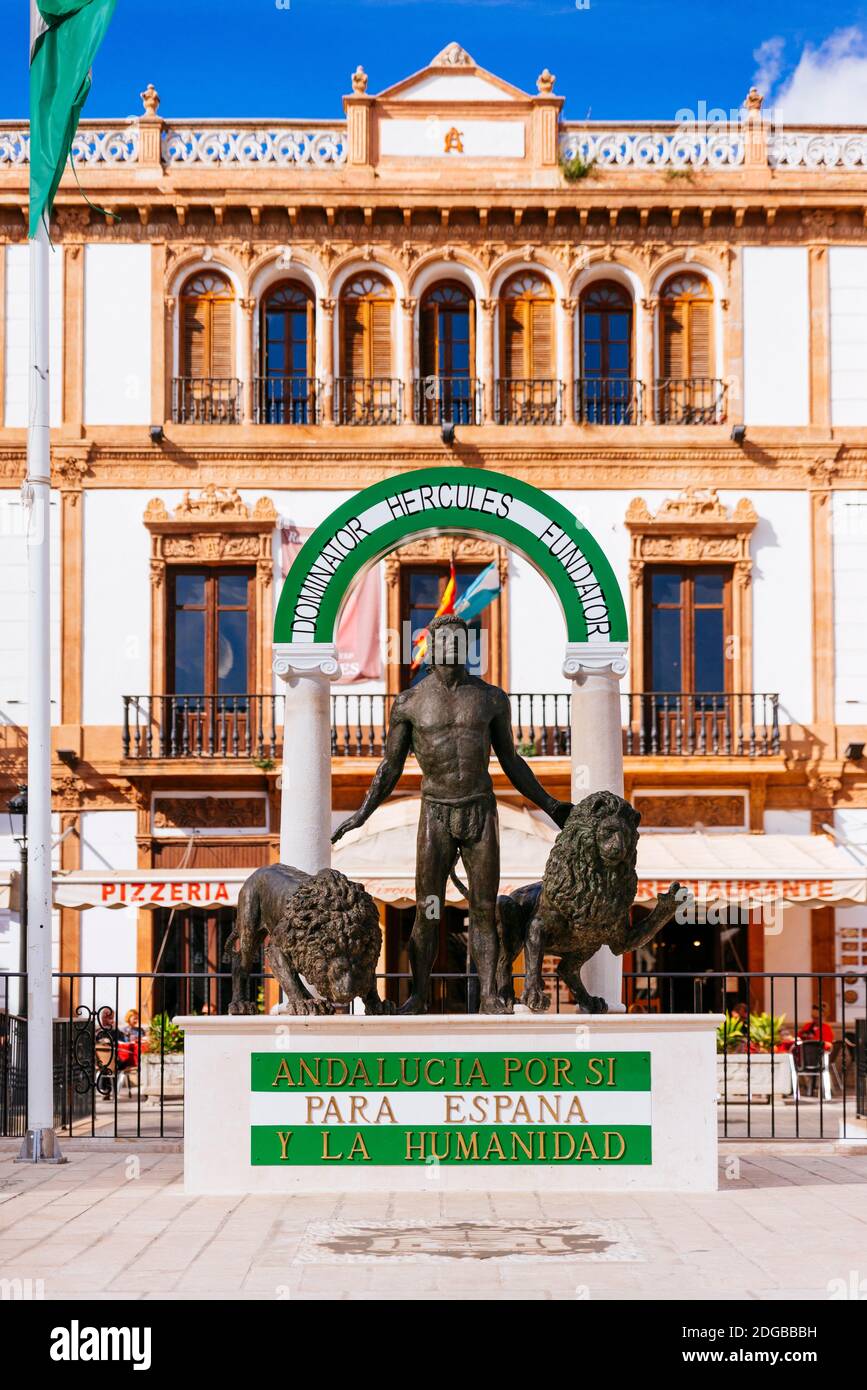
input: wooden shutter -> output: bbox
[369,300,393,377]
[688,300,713,376]
[420,304,437,377]
[342,300,366,377]
[503,299,526,377]
[182,299,208,378]
[209,299,234,378]
[661,301,686,378]
[529,299,554,378]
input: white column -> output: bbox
[563,641,629,1012]
[273,643,340,873]
[17,223,64,1162]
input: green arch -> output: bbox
[274,467,627,645]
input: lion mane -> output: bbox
[542,790,640,926]
[271,868,382,987]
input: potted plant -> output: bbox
[140,1012,185,1102]
[717,1010,792,1101]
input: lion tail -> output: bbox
[449,857,469,899]
[224,878,260,966]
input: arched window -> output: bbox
[497,273,559,423]
[657,273,721,423]
[418,281,477,424]
[258,280,316,423]
[176,272,239,423]
[338,273,398,423]
[579,280,637,423]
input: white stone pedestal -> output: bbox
[177,1013,720,1195]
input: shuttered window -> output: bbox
[341,273,394,377]
[660,274,714,378]
[500,273,555,378]
[180,272,235,379]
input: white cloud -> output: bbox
[759,26,867,123]
[752,36,786,96]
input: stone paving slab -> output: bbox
[2,1149,867,1301]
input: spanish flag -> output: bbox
[410,561,457,672]
[29,0,118,237]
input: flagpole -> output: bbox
[16,216,65,1164]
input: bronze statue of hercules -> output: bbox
[332,614,572,1014]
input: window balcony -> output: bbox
[334,377,402,425]
[653,377,727,425]
[122,695,281,760]
[575,377,644,425]
[623,692,781,757]
[413,376,482,426]
[254,376,320,424]
[122,691,781,762]
[494,379,563,426]
[171,377,242,425]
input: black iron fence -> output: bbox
[254,375,320,424]
[624,691,781,757]
[120,691,782,762]
[653,376,727,425]
[1,971,864,1143]
[171,376,242,424]
[494,378,563,425]
[122,693,281,760]
[414,376,482,425]
[334,377,402,425]
[575,377,644,425]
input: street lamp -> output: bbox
[7,786,27,1014]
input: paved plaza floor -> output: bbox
[2,1144,867,1300]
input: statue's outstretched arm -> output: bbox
[490,697,572,829]
[331,705,412,844]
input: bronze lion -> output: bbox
[495,790,681,1013]
[225,863,394,1016]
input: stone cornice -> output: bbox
[2,442,867,491]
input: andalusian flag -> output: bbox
[454,561,501,624]
[29,0,118,237]
[410,561,457,672]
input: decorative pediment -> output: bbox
[375,44,529,103]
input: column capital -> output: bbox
[400,296,418,315]
[563,641,629,680]
[273,642,341,681]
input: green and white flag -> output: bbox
[29,0,118,238]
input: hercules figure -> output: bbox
[332,614,571,1013]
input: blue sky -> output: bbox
[4,0,867,120]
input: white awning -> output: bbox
[49,819,867,912]
[332,797,558,906]
[332,801,867,909]
[52,869,249,910]
[635,831,867,907]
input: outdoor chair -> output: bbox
[788,1038,832,1101]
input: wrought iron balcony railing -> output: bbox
[494,379,563,426]
[413,376,482,425]
[624,692,781,757]
[254,375,320,424]
[653,377,727,425]
[171,377,242,425]
[334,377,402,425]
[122,695,281,760]
[122,691,780,761]
[575,377,644,425]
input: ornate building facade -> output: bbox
[1,44,866,1016]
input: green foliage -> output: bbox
[516,740,537,757]
[559,154,598,183]
[748,1011,787,1053]
[664,165,696,182]
[253,756,275,772]
[716,1011,745,1053]
[148,1012,185,1054]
